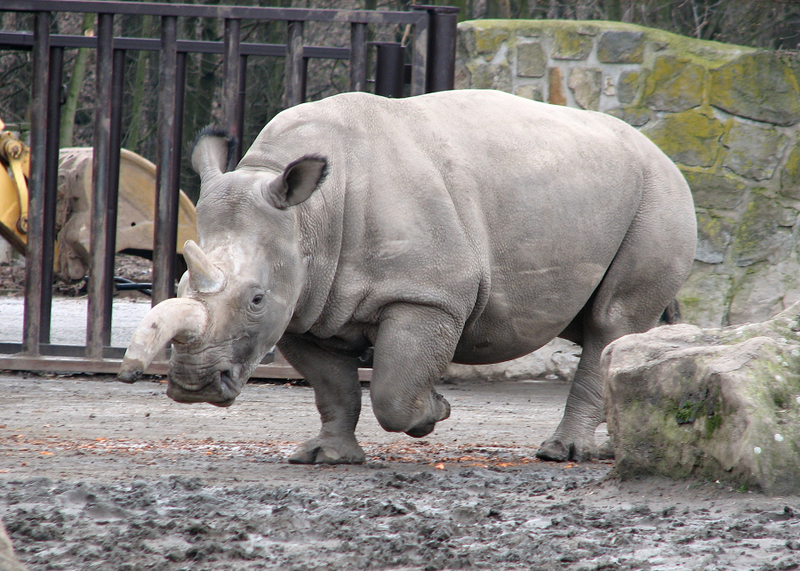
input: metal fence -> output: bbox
[0,0,458,377]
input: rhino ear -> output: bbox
[191,126,237,182]
[264,155,327,209]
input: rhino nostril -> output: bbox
[219,369,232,387]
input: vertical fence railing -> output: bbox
[0,0,457,375]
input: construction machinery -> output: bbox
[0,118,197,284]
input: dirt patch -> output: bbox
[1,374,799,570]
[0,254,152,298]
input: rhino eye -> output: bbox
[252,294,264,306]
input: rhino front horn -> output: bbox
[118,298,208,383]
[183,240,225,293]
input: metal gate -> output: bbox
[0,0,458,378]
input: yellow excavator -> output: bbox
[0,118,197,286]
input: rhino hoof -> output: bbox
[288,438,365,465]
[536,440,571,462]
[537,437,597,462]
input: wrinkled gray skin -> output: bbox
[119,90,696,463]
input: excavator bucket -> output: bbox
[55,148,197,281]
[0,123,197,282]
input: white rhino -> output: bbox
[119,90,696,463]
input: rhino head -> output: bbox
[117,129,327,406]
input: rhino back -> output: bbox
[241,90,688,359]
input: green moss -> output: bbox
[644,55,705,112]
[710,52,800,126]
[642,108,725,167]
[473,28,509,59]
[552,27,593,60]
[780,143,800,199]
[731,190,784,266]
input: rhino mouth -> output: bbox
[167,367,242,407]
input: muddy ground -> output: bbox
[2,257,800,570]
[1,373,799,571]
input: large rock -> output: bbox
[603,304,800,494]
[443,338,580,383]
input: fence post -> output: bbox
[41,45,63,344]
[284,21,305,107]
[22,10,51,356]
[222,18,242,162]
[86,13,115,359]
[349,22,367,92]
[413,5,459,93]
[374,42,405,98]
[153,15,180,307]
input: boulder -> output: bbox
[603,303,800,494]
[443,338,580,383]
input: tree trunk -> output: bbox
[59,13,94,148]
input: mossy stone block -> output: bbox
[517,42,546,77]
[606,106,650,127]
[728,260,800,325]
[568,68,602,110]
[644,55,705,112]
[683,171,747,210]
[676,271,733,327]
[552,28,593,61]
[465,60,512,91]
[597,30,644,63]
[470,27,510,61]
[642,109,725,167]
[723,122,791,181]
[695,211,735,264]
[710,52,800,126]
[731,190,794,267]
[780,144,800,199]
[515,85,543,101]
[617,70,642,104]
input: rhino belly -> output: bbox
[452,260,608,365]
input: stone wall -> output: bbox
[456,20,800,327]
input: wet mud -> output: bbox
[1,375,799,571]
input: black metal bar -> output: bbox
[171,51,187,248]
[41,45,62,344]
[3,1,423,25]
[408,9,428,95]
[22,11,50,356]
[87,12,114,359]
[349,22,367,92]
[0,31,351,59]
[101,48,126,343]
[237,54,247,159]
[222,18,242,163]
[284,21,305,108]
[373,42,405,98]
[152,15,179,306]
[413,5,459,93]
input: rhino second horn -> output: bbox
[183,240,225,293]
[117,298,208,383]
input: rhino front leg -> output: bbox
[369,304,459,438]
[277,334,366,464]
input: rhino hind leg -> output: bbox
[537,191,696,462]
[277,334,366,464]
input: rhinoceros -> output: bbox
[118,89,696,463]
